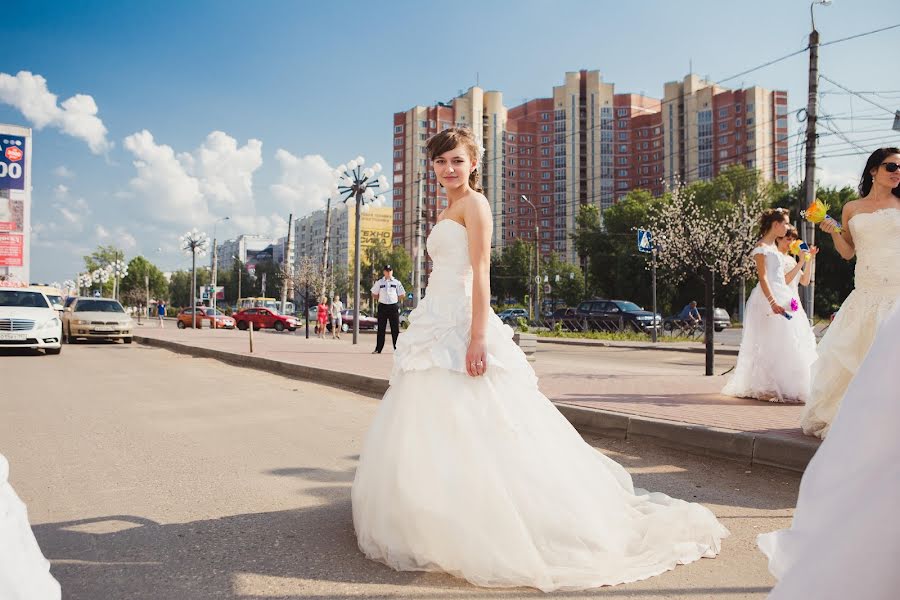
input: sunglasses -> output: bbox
[882,162,900,173]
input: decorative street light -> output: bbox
[333,156,388,345]
[520,195,540,321]
[62,279,76,299]
[111,259,128,301]
[180,228,209,330]
[92,266,111,297]
[77,273,92,296]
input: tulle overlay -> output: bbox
[801,209,900,438]
[758,304,900,599]
[722,245,817,403]
[0,455,61,600]
[353,218,728,591]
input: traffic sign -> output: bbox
[407,292,413,300]
[637,229,654,253]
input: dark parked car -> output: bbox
[327,309,377,332]
[575,299,662,332]
[547,307,581,331]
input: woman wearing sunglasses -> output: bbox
[801,147,900,439]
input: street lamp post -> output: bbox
[232,255,241,305]
[180,228,209,330]
[333,156,388,345]
[211,216,230,323]
[520,195,540,321]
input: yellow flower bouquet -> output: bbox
[801,198,843,233]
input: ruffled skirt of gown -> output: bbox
[351,285,729,591]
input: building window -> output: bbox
[393,150,402,158]
[541,159,550,167]
[746,103,755,113]
[541,172,551,179]
[735,118,742,127]
[618,144,627,152]
[393,137,403,146]
[394,125,404,133]
[419,120,427,128]
[719,149,728,158]
[747,117,754,126]
[618,119,627,129]
[735,104,742,112]
[777,118,788,128]
[718,107,729,118]
[618,132,628,141]
[541,112,550,120]
[618,169,628,176]
[541,183,550,191]
[719,122,728,131]
[616,108,627,117]
[394,161,403,171]
[394,174,403,183]
[429,119,436,128]
[719,135,728,145]
[776,104,788,116]
[617,157,627,165]
[541,195,550,204]
[419,133,427,141]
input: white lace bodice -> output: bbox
[849,208,900,294]
[750,244,796,305]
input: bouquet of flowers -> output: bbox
[801,198,842,233]
[788,239,812,261]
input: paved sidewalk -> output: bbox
[133,323,819,471]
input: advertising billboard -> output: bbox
[0,124,31,283]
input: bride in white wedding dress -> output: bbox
[801,147,900,438]
[0,453,61,599]
[351,127,728,592]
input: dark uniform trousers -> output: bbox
[375,302,400,352]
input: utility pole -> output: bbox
[801,0,830,319]
[413,172,424,307]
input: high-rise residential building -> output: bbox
[393,71,787,267]
[216,234,280,270]
[662,74,789,188]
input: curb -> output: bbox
[135,335,814,472]
[536,337,740,356]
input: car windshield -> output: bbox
[46,295,63,306]
[613,301,643,312]
[0,290,50,308]
[205,308,224,316]
[74,299,125,313]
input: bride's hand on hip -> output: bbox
[466,339,487,377]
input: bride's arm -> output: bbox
[465,195,493,377]
[755,254,786,315]
[821,204,855,260]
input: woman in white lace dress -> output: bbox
[722,209,817,403]
[351,127,728,592]
[801,147,900,438]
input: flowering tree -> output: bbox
[281,256,326,337]
[647,186,768,375]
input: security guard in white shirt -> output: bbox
[371,264,405,353]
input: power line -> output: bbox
[819,74,897,116]
[819,22,900,48]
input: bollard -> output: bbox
[248,322,254,353]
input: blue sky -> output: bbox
[3,0,898,282]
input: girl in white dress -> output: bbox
[351,127,728,592]
[722,209,817,403]
[801,147,900,438]
[0,454,61,599]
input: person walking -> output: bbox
[157,300,166,328]
[371,264,405,354]
[330,294,344,339]
[316,296,329,340]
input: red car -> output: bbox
[327,309,378,332]
[233,307,300,332]
[176,307,236,329]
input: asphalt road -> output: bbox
[1,343,799,599]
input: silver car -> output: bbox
[63,297,134,344]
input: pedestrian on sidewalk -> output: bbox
[371,264,404,354]
[330,294,344,339]
[157,300,166,328]
[316,296,329,339]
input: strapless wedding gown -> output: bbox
[0,454,61,599]
[759,302,900,598]
[722,244,817,402]
[801,208,900,438]
[351,218,728,592]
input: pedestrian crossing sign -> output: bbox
[637,229,654,253]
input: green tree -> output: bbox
[539,253,585,307]
[490,239,531,305]
[82,244,125,297]
[120,256,168,301]
[168,267,210,307]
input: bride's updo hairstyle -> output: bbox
[859,147,900,199]
[759,207,789,236]
[426,127,483,193]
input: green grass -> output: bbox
[535,330,700,343]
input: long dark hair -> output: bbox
[859,147,900,198]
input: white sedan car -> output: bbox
[0,287,63,355]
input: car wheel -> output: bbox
[341,323,349,333]
[288,327,296,332]
[124,337,133,344]
[715,326,725,332]
[177,320,186,329]
[237,321,248,330]
[252,323,261,331]
[274,321,285,332]
[46,347,61,355]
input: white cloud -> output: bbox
[95,224,109,238]
[817,160,859,190]
[54,184,69,199]
[231,213,290,238]
[0,71,111,153]
[54,165,75,178]
[122,129,264,226]
[270,149,335,216]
